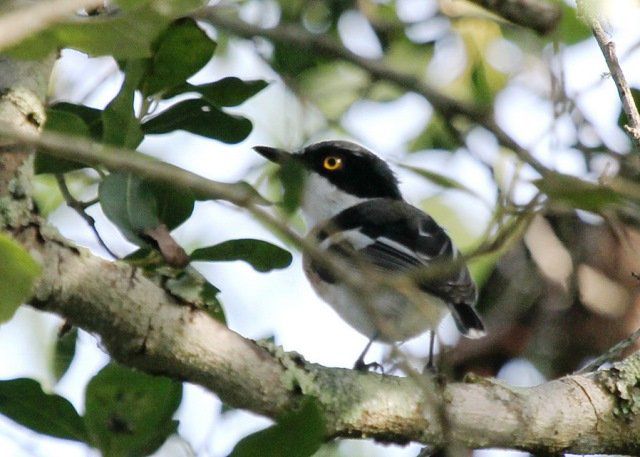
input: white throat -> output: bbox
[300,173,366,228]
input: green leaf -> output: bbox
[102,60,145,148]
[33,175,64,216]
[190,239,293,272]
[121,251,225,321]
[470,61,494,107]
[84,363,182,457]
[555,3,591,45]
[99,173,159,244]
[229,398,325,457]
[6,9,164,59]
[298,63,368,119]
[52,327,78,382]
[35,109,91,174]
[0,378,88,442]
[147,179,196,229]
[5,0,206,59]
[143,18,216,96]
[278,158,306,214]
[271,42,326,77]
[50,102,104,139]
[99,172,194,246]
[409,115,460,152]
[164,77,268,107]
[165,268,225,323]
[534,174,622,213]
[33,173,98,217]
[142,98,252,143]
[0,234,41,323]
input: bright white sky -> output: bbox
[1,1,640,456]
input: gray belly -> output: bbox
[302,253,448,342]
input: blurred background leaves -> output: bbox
[2,0,640,456]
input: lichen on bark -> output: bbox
[0,55,54,228]
[598,353,640,418]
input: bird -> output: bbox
[253,140,485,370]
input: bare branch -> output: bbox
[466,0,561,35]
[196,7,551,177]
[577,326,640,374]
[54,173,118,259]
[0,125,265,211]
[0,0,104,52]
[580,4,640,148]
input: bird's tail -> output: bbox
[449,302,486,338]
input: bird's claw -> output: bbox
[353,359,384,373]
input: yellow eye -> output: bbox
[323,156,343,171]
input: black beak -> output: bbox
[253,146,293,164]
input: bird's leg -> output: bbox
[424,331,437,373]
[353,334,383,372]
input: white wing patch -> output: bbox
[319,228,376,250]
[377,236,422,260]
[418,221,434,237]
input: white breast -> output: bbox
[300,173,366,227]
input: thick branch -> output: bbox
[0,39,639,455]
[196,7,550,177]
[11,220,640,454]
[466,0,561,35]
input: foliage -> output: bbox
[0,378,88,442]
[84,364,182,457]
[1,0,640,455]
[228,398,325,457]
[0,233,41,323]
[0,365,182,457]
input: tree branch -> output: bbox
[1,29,640,456]
[581,4,640,149]
[10,219,640,454]
[1,98,638,454]
[54,173,118,259]
[465,0,561,35]
[195,7,551,177]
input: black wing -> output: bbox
[314,198,484,336]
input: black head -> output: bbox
[253,140,402,200]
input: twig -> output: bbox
[54,173,118,259]
[0,125,414,342]
[465,0,561,35]
[80,196,99,208]
[576,326,640,374]
[1,124,535,355]
[0,0,105,52]
[581,5,640,149]
[196,7,551,177]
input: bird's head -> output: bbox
[254,140,402,226]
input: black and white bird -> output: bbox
[254,140,485,370]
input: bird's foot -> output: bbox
[422,359,438,375]
[353,359,384,373]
